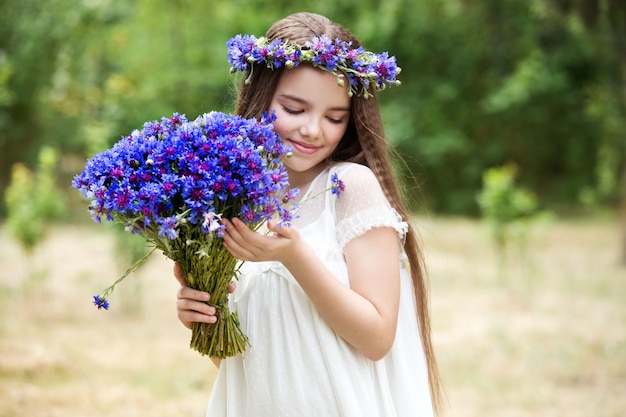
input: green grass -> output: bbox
[1,217,625,416]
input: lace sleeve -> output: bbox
[333,164,408,249]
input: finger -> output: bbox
[233,217,270,241]
[222,218,238,233]
[173,262,188,287]
[177,309,217,327]
[223,219,257,260]
[222,228,245,258]
[177,285,210,302]
[222,219,242,246]
[177,297,216,316]
[223,237,253,261]
[177,298,218,328]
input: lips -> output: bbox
[289,139,319,155]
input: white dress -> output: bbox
[206,162,434,417]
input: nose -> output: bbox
[298,116,321,140]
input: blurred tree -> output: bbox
[5,146,65,255]
[0,0,85,212]
[384,0,625,214]
[477,163,541,257]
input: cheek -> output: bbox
[271,119,289,142]
[269,107,290,140]
[327,123,348,146]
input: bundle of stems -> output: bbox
[166,223,251,358]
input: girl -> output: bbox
[175,12,442,417]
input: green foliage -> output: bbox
[0,0,86,203]
[385,0,626,214]
[5,146,65,253]
[477,164,540,252]
[0,0,624,216]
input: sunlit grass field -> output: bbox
[1,216,624,417]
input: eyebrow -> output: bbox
[279,94,351,112]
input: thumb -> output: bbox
[267,219,295,239]
[173,262,188,287]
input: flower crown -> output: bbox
[226,34,401,99]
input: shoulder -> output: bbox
[329,162,391,213]
[329,162,380,191]
[331,161,374,176]
[331,163,407,248]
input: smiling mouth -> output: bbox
[289,140,318,155]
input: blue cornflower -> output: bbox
[308,35,342,71]
[158,215,179,239]
[372,52,398,86]
[282,188,300,204]
[226,34,257,71]
[331,173,345,197]
[93,295,110,310]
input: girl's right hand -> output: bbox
[174,263,218,329]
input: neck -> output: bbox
[287,163,329,196]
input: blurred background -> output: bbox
[1,0,625,416]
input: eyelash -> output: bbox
[282,107,345,124]
[282,106,301,115]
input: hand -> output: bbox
[222,218,303,264]
[173,262,235,329]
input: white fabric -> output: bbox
[206,162,434,417]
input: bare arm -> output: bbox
[222,218,401,361]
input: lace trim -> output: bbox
[336,206,408,249]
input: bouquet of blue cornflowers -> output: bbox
[72,111,298,358]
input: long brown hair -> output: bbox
[233,12,443,413]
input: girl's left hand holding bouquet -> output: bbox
[72,111,298,359]
[174,262,235,328]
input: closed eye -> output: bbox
[327,116,345,124]
[282,106,302,115]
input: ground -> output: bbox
[0,216,624,416]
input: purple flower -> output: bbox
[73,111,297,238]
[158,216,179,239]
[226,34,257,71]
[331,173,345,197]
[93,295,110,310]
[226,34,401,98]
[202,211,223,234]
[307,35,343,71]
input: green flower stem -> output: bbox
[101,247,157,298]
[162,225,250,358]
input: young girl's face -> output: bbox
[269,65,350,187]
